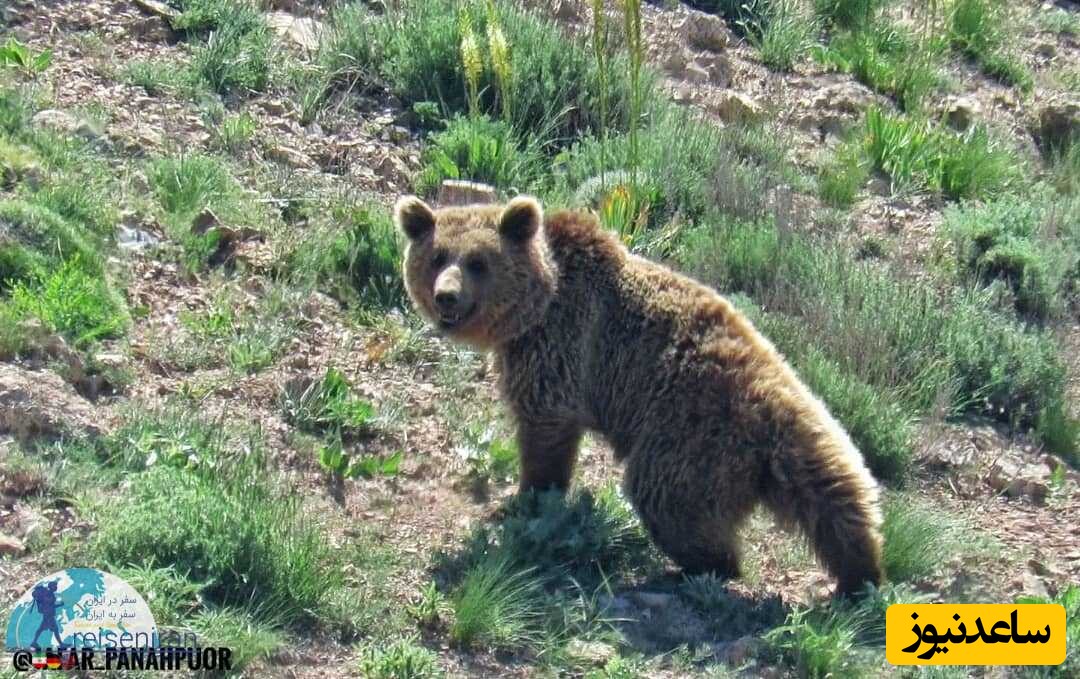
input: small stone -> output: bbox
[565,639,616,666]
[943,96,981,131]
[686,11,730,52]
[709,90,763,124]
[436,180,497,207]
[0,364,103,442]
[683,61,710,84]
[265,11,323,51]
[191,207,220,235]
[0,534,26,557]
[266,144,316,170]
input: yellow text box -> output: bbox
[886,604,1066,665]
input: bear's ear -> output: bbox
[498,195,543,244]
[395,195,435,242]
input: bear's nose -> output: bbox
[434,290,458,311]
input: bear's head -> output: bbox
[395,195,558,349]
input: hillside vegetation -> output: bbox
[0,1,1078,677]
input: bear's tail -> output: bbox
[763,410,885,597]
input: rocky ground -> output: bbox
[0,1,1078,677]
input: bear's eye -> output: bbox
[430,250,449,271]
[465,257,488,276]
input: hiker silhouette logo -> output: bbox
[5,568,158,653]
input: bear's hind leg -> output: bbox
[763,441,884,597]
[623,450,753,580]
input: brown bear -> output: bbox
[395,194,884,596]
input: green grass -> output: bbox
[172,0,272,96]
[4,256,126,345]
[764,604,870,678]
[676,216,1075,464]
[1037,8,1080,36]
[552,105,809,238]
[359,638,443,679]
[744,0,817,72]
[949,0,1033,91]
[813,0,885,30]
[318,0,647,145]
[170,283,306,373]
[818,137,871,207]
[189,607,283,670]
[439,486,656,590]
[862,107,1018,200]
[148,153,250,268]
[880,494,995,583]
[415,114,545,197]
[284,200,405,310]
[212,111,258,154]
[449,556,544,650]
[0,116,128,352]
[816,25,944,112]
[92,436,341,624]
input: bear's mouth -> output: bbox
[437,303,476,331]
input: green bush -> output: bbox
[415,115,545,196]
[943,196,1079,319]
[320,0,646,144]
[676,216,1072,458]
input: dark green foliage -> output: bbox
[415,115,545,196]
[438,486,656,590]
[813,0,885,30]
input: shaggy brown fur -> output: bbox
[396,195,884,596]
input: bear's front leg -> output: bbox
[516,419,583,494]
